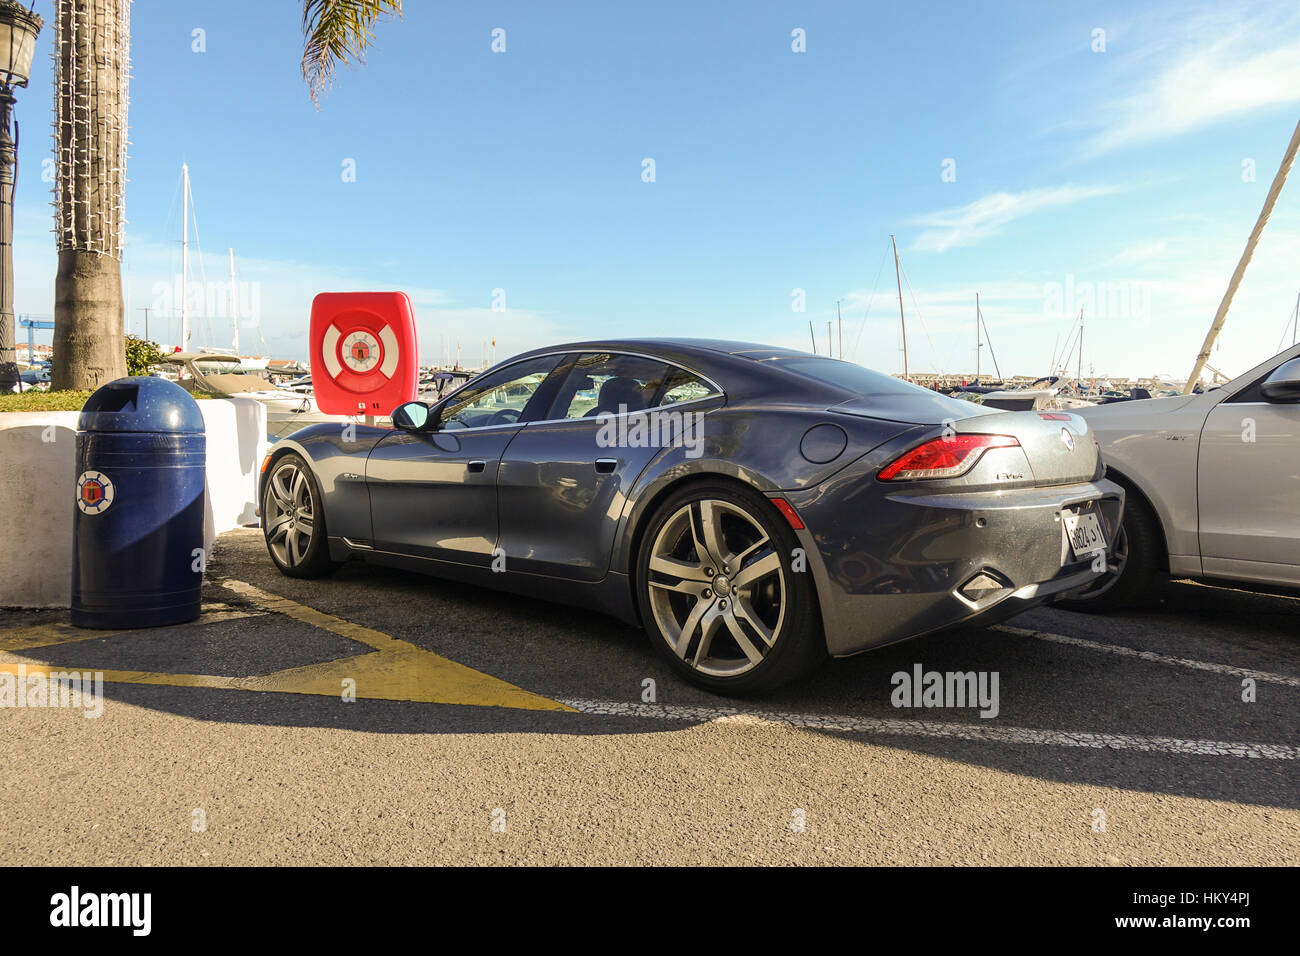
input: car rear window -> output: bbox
[658,367,718,406]
[772,357,928,396]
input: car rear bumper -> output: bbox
[783,478,1125,657]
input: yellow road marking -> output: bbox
[0,606,262,653]
[0,582,573,712]
[220,580,409,653]
[0,663,244,690]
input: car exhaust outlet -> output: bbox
[957,569,1012,605]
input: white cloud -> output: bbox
[813,223,1300,381]
[11,209,563,365]
[1083,10,1300,154]
[1094,239,1170,269]
[910,185,1121,253]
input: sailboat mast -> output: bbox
[181,163,190,350]
[982,311,1003,381]
[891,234,908,380]
[837,300,843,359]
[975,292,981,382]
[228,248,239,355]
[1078,308,1084,387]
[1186,115,1300,392]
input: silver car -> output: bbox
[1060,343,1300,609]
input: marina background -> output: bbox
[9,0,1300,382]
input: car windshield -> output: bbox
[771,357,929,396]
[439,355,561,429]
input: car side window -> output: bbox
[1221,364,1282,404]
[1221,381,1263,404]
[438,355,562,429]
[656,367,717,407]
[552,353,671,419]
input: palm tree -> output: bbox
[47,0,399,391]
[50,0,129,390]
[301,0,403,106]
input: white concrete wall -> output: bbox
[199,398,269,546]
[0,410,79,609]
[0,397,268,608]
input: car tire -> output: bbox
[261,453,339,579]
[1053,489,1163,612]
[635,480,825,696]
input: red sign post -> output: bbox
[309,292,419,416]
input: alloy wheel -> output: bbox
[646,498,786,677]
[265,459,316,568]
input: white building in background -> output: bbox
[15,344,52,365]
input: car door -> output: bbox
[365,354,564,566]
[496,352,721,580]
[1197,358,1300,584]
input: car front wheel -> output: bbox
[1053,490,1163,612]
[262,453,338,579]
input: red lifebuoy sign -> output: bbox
[309,291,419,416]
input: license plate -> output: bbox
[1064,510,1106,559]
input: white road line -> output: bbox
[560,699,1298,760]
[992,624,1300,688]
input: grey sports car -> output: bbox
[260,339,1123,694]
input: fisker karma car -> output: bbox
[1060,343,1300,611]
[260,339,1123,694]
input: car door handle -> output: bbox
[594,458,617,474]
[467,460,487,473]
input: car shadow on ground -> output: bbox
[5,553,1298,811]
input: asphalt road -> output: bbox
[2,527,1297,865]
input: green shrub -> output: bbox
[125,334,163,376]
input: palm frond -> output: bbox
[301,0,403,106]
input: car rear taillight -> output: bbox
[877,434,1019,481]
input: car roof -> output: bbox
[515,338,807,361]
[502,338,846,404]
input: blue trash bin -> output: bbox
[71,376,207,628]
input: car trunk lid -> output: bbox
[954,409,1099,485]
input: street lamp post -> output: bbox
[0,1,42,395]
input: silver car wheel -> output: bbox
[265,459,316,568]
[646,498,786,678]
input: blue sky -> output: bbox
[13,0,1300,380]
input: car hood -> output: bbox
[1073,392,1201,421]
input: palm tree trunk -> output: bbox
[50,0,130,391]
[0,90,18,394]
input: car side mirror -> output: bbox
[391,401,433,430]
[1260,357,1300,403]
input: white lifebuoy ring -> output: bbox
[321,322,400,382]
[321,323,397,390]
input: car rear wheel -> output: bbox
[1053,491,1162,612]
[262,454,338,579]
[636,481,824,695]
